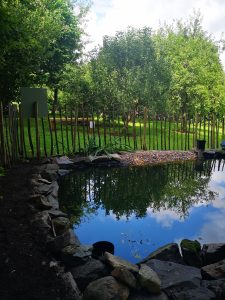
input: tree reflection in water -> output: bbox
[58,159,222,224]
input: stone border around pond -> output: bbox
[28,154,225,299]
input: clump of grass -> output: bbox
[0,167,5,177]
[84,137,133,156]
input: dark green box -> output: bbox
[21,87,48,118]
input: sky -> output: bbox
[83,0,225,65]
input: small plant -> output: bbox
[0,167,5,177]
[85,137,133,156]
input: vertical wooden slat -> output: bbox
[188,116,191,150]
[59,106,65,154]
[156,113,159,150]
[41,117,47,157]
[0,102,7,166]
[19,104,24,158]
[160,116,163,150]
[103,110,107,146]
[65,105,70,153]
[52,104,59,154]
[97,112,101,148]
[34,102,40,160]
[27,118,34,157]
[164,116,167,150]
[168,115,171,150]
[48,114,54,156]
[148,111,151,150]
[4,111,12,163]
[82,106,86,151]
[143,107,147,150]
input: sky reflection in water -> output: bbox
[59,159,225,263]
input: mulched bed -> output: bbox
[120,150,197,166]
[0,151,197,299]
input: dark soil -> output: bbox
[0,163,68,300]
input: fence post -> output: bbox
[0,102,7,166]
[34,102,40,160]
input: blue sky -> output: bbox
[83,0,225,65]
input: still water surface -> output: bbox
[59,159,225,263]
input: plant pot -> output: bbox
[196,139,206,151]
[92,241,114,256]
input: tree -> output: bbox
[0,0,85,104]
[154,13,225,116]
[88,27,171,112]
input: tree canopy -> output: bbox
[0,0,85,103]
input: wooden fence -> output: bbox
[0,102,224,167]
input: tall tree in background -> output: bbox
[0,0,85,104]
[154,13,225,115]
[89,27,171,112]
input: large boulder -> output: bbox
[202,279,225,299]
[201,259,225,280]
[139,243,184,265]
[128,291,168,300]
[71,258,109,291]
[138,264,161,294]
[60,272,81,300]
[83,276,129,300]
[146,259,202,290]
[180,239,202,267]
[104,252,139,273]
[201,244,225,266]
[61,244,93,267]
[111,267,137,289]
[52,217,70,235]
[47,229,80,253]
[167,287,216,300]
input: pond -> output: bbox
[58,159,225,263]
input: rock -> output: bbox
[61,244,93,267]
[71,258,109,291]
[52,217,70,235]
[104,252,139,273]
[180,239,202,267]
[111,267,137,289]
[47,229,80,253]
[33,181,59,198]
[47,195,59,210]
[167,287,216,300]
[146,259,202,290]
[201,244,225,266]
[54,156,75,168]
[202,279,225,299]
[129,291,168,300]
[139,243,184,265]
[138,264,161,294]
[47,209,68,218]
[108,153,122,161]
[31,211,51,236]
[83,276,129,300]
[86,155,110,163]
[201,259,225,280]
[61,272,81,300]
[28,194,53,210]
[58,169,71,177]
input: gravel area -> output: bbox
[120,150,197,166]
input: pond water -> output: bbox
[58,159,225,263]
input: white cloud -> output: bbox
[84,0,225,65]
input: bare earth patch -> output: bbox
[120,150,197,166]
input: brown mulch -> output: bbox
[120,150,197,166]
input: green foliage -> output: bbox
[0,167,5,177]
[0,0,86,103]
[154,12,225,115]
[84,137,133,156]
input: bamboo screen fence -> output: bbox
[0,102,224,167]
